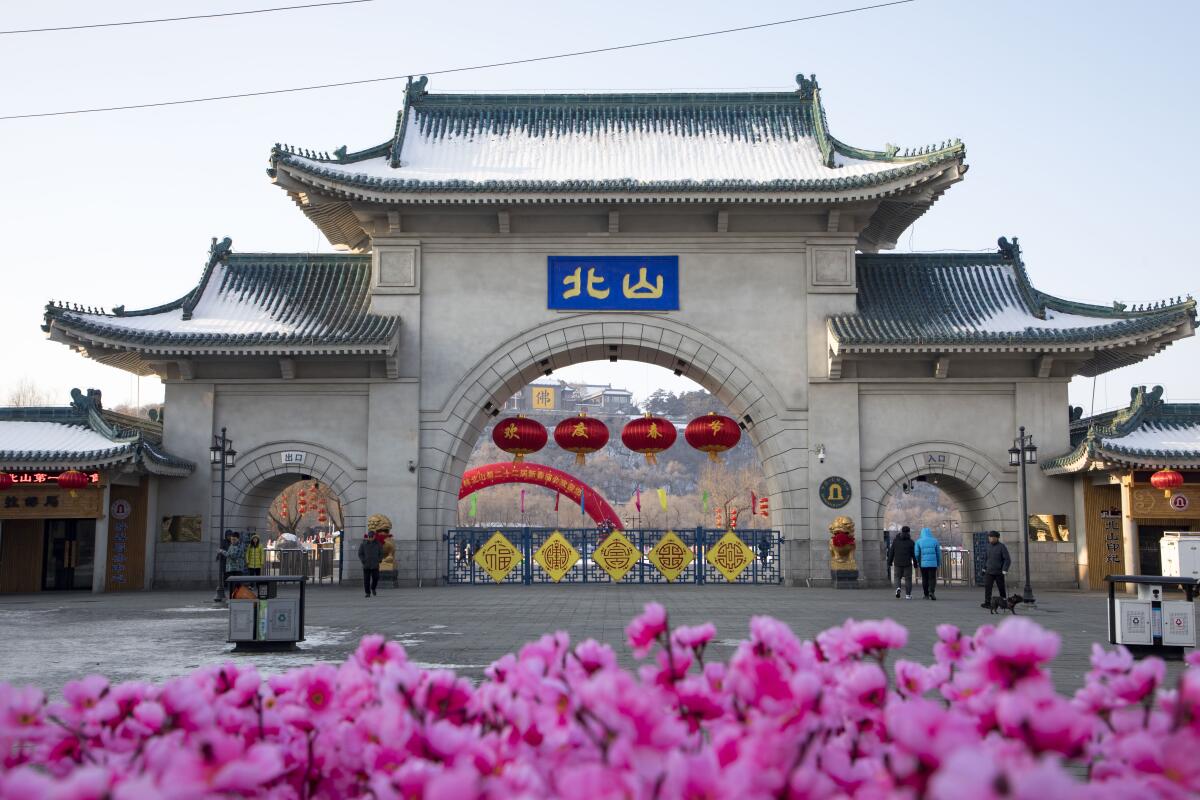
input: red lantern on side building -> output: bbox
[621,414,677,465]
[684,412,741,462]
[554,413,609,465]
[493,416,548,463]
[1150,469,1184,498]
[58,470,89,497]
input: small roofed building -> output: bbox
[1042,386,1200,588]
[0,389,193,593]
[37,74,1200,588]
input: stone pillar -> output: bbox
[93,482,111,593]
[367,382,421,585]
[1120,477,1139,593]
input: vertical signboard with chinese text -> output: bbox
[548,256,679,311]
[107,482,147,591]
[1084,483,1124,590]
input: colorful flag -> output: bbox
[554,493,560,512]
[468,494,477,518]
[634,485,642,512]
[657,487,668,512]
[520,489,525,514]
[751,491,758,515]
[702,490,710,513]
[581,488,587,518]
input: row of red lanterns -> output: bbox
[492,412,741,465]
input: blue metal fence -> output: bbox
[445,528,782,585]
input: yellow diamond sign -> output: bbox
[705,530,755,582]
[533,530,580,582]
[592,529,640,582]
[474,531,523,583]
[648,530,693,582]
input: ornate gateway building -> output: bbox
[43,74,1196,589]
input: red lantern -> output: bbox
[0,474,12,491]
[554,413,609,466]
[492,416,548,463]
[685,412,741,462]
[58,470,89,497]
[621,414,677,465]
[1150,469,1184,498]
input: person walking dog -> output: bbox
[359,514,391,598]
[914,527,942,601]
[980,530,1012,608]
[886,526,918,600]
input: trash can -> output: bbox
[1105,574,1197,659]
[227,575,306,651]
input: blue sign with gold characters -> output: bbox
[548,256,679,311]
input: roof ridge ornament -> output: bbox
[406,75,429,103]
[997,236,1019,261]
[182,237,232,321]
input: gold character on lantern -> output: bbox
[622,267,664,299]
[647,423,661,439]
[708,418,723,435]
[503,423,519,439]
[572,422,588,437]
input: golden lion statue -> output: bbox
[828,515,857,571]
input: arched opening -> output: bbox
[453,360,775,534]
[216,444,367,581]
[860,443,1018,586]
[420,313,808,582]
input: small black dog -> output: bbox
[986,595,1024,615]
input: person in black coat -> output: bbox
[980,530,1012,607]
[886,526,918,599]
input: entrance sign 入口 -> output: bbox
[548,256,679,311]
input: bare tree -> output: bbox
[6,378,55,407]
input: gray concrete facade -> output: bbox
[141,222,1078,590]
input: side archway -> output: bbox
[460,462,624,528]
[215,442,367,574]
[859,442,1017,583]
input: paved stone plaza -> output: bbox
[0,585,1191,696]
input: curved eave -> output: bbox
[1043,443,1200,476]
[0,447,136,473]
[46,320,398,360]
[829,314,1193,357]
[272,154,965,207]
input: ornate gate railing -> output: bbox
[444,528,782,585]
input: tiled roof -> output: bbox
[269,74,965,200]
[0,389,194,476]
[44,239,398,358]
[830,240,1196,373]
[1043,386,1200,474]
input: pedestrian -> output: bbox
[244,533,264,576]
[886,526,918,600]
[980,530,1012,608]
[359,514,390,598]
[914,526,941,600]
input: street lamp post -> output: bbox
[1008,426,1038,603]
[210,428,237,601]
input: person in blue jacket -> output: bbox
[914,527,942,601]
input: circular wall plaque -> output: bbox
[819,476,852,509]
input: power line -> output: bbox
[0,0,915,121]
[0,0,375,36]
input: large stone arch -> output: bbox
[859,442,1018,584]
[418,313,810,578]
[214,441,368,576]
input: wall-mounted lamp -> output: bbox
[407,460,416,473]
[902,482,912,494]
[674,360,688,377]
[742,414,754,427]
[815,444,826,464]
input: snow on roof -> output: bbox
[0,421,127,458]
[292,118,905,187]
[1102,421,1200,453]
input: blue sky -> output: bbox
[1,0,1196,413]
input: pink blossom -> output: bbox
[672,622,716,650]
[625,602,668,657]
[976,617,1059,688]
